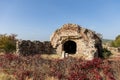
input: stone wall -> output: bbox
[16,40,55,56]
[16,23,103,60]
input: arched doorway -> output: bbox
[63,40,76,54]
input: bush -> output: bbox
[0,34,17,53]
[102,48,112,58]
[111,35,120,47]
[0,54,115,80]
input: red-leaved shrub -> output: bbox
[0,54,117,80]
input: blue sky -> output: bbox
[0,0,120,41]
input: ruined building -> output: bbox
[16,23,102,60]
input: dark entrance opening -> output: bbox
[63,40,76,54]
[95,43,103,58]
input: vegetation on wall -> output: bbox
[0,34,17,53]
[96,33,103,39]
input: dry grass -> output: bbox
[0,72,34,80]
[0,72,16,80]
[108,60,120,80]
[0,52,4,55]
[41,54,61,59]
[45,76,58,80]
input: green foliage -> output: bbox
[0,34,17,53]
[111,35,120,47]
[102,48,112,58]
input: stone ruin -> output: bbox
[50,24,102,60]
[16,40,55,56]
[16,23,103,60]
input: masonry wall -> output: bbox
[16,40,55,56]
[50,24,103,60]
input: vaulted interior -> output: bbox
[63,40,76,54]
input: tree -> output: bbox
[111,35,120,47]
[0,34,17,53]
